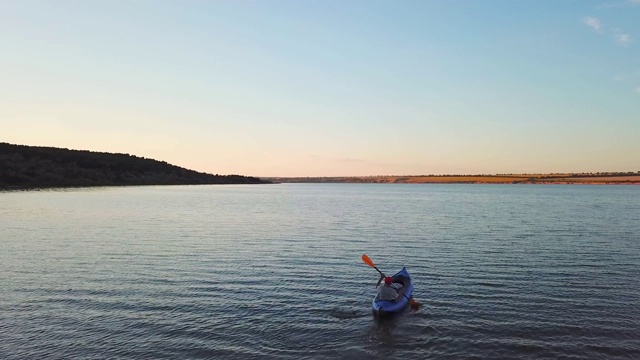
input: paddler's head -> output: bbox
[384,277,392,285]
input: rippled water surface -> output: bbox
[1,184,639,359]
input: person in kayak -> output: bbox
[376,275,403,301]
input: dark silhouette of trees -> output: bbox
[0,143,270,189]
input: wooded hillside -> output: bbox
[0,143,270,189]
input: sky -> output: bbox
[1,0,639,177]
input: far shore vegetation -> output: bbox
[0,142,270,190]
[266,172,640,185]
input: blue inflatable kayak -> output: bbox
[372,267,414,317]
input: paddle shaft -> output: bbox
[372,266,385,278]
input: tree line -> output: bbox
[0,143,270,189]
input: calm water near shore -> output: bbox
[1,184,639,359]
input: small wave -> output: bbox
[328,308,368,319]
[474,282,507,288]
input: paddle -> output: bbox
[361,254,421,310]
[362,253,385,277]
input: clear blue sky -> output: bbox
[2,0,639,176]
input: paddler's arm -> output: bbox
[375,274,384,287]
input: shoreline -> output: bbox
[266,174,640,185]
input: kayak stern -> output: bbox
[371,267,414,317]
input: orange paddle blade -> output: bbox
[410,298,421,310]
[361,254,375,268]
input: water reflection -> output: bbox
[370,313,402,341]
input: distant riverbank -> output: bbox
[267,173,640,185]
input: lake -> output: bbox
[1,184,639,359]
